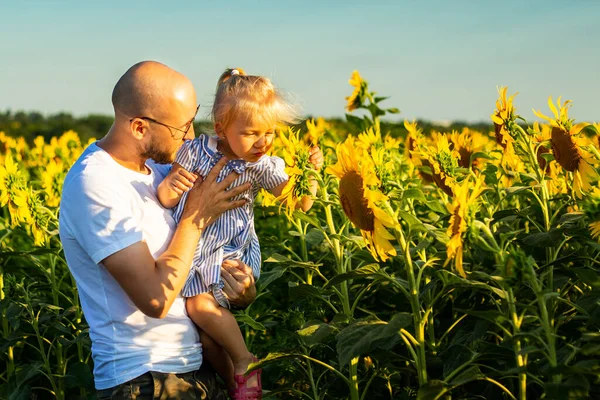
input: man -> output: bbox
[59,61,256,399]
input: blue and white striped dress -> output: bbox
[173,134,288,306]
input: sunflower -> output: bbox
[25,188,51,246]
[533,97,597,196]
[384,134,402,151]
[449,128,489,169]
[41,158,66,207]
[491,86,518,148]
[531,121,552,172]
[417,134,459,197]
[444,175,485,277]
[583,188,600,241]
[257,188,278,207]
[590,221,600,241]
[56,130,82,162]
[490,87,523,170]
[357,127,381,150]
[275,128,315,215]
[304,117,329,146]
[345,70,366,112]
[326,136,400,261]
[9,188,33,227]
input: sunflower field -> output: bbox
[1,72,600,399]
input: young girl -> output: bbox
[157,68,323,399]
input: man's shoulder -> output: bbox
[62,144,125,197]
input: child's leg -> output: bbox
[186,293,258,389]
[198,330,235,389]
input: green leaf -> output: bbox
[521,229,563,248]
[247,352,304,373]
[417,380,448,400]
[235,313,266,331]
[505,186,530,195]
[398,210,425,231]
[583,124,600,136]
[65,361,94,389]
[345,113,367,131]
[455,309,508,327]
[387,107,400,114]
[438,270,506,299]
[305,229,325,249]
[7,385,32,400]
[264,253,321,270]
[15,362,43,388]
[470,151,496,162]
[297,321,337,346]
[573,268,600,288]
[559,212,584,225]
[294,212,321,228]
[447,365,484,386]
[423,223,449,244]
[258,266,287,290]
[324,263,381,288]
[402,188,428,203]
[336,313,411,366]
[441,344,478,379]
[288,283,323,301]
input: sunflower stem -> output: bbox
[294,218,312,284]
[507,287,527,400]
[526,263,561,385]
[395,228,427,386]
[322,187,350,315]
[0,266,15,380]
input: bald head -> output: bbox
[111,61,195,119]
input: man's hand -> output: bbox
[182,157,252,230]
[220,259,257,309]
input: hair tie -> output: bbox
[231,69,240,76]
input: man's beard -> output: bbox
[141,135,174,164]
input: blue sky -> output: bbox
[1,0,598,123]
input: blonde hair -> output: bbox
[211,68,299,130]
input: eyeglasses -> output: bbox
[130,104,200,140]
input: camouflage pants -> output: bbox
[96,364,227,400]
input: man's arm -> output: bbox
[102,157,252,318]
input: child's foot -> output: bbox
[229,354,262,400]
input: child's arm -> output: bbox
[157,163,198,209]
[270,146,324,212]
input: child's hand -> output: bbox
[166,167,198,195]
[309,146,324,171]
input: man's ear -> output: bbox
[130,118,147,140]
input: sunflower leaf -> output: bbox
[324,263,381,288]
[235,314,266,331]
[336,313,411,366]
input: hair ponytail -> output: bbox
[216,67,247,89]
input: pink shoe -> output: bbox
[228,357,262,400]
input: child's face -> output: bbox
[218,115,276,162]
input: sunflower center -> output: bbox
[458,148,473,169]
[339,171,375,232]
[494,123,507,149]
[450,207,462,236]
[551,127,580,172]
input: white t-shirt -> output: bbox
[59,143,202,390]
